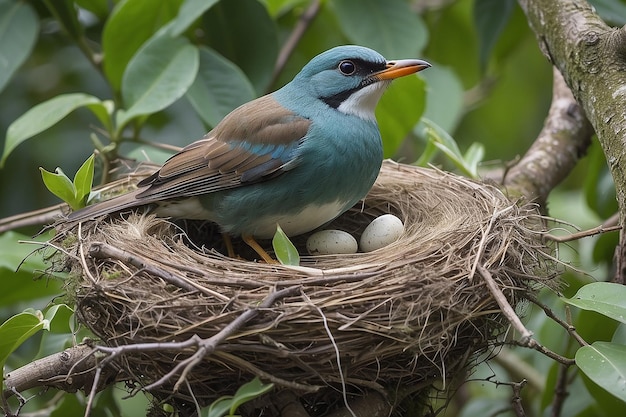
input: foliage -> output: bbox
[40,154,94,210]
[205,378,274,417]
[562,283,626,402]
[272,224,300,266]
[0,0,624,416]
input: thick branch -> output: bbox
[3,343,118,399]
[517,0,626,276]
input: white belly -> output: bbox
[251,200,349,238]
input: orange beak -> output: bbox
[374,58,431,80]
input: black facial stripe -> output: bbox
[321,59,386,108]
[322,87,359,109]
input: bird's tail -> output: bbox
[66,189,150,222]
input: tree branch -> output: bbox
[2,343,118,401]
[517,0,626,278]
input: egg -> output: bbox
[359,214,405,252]
[306,230,358,255]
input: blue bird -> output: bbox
[67,45,430,260]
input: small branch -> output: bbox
[477,265,533,342]
[545,213,620,242]
[85,285,302,403]
[0,204,65,233]
[2,343,118,400]
[493,347,545,392]
[506,339,575,366]
[269,0,321,91]
[509,380,527,417]
[551,363,571,417]
[526,293,588,347]
[88,242,228,300]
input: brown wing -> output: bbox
[66,95,310,222]
[136,94,311,199]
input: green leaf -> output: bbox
[45,304,74,334]
[40,166,78,209]
[86,100,115,133]
[206,396,234,417]
[272,225,300,266]
[377,75,427,157]
[0,311,47,385]
[414,138,439,167]
[73,154,95,208]
[563,282,626,324]
[186,47,257,127]
[463,142,485,176]
[0,0,38,93]
[203,0,278,94]
[422,118,481,178]
[102,0,183,91]
[580,364,626,415]
[474,0,515,70]
[229,377,274,414]
[117,35,199,129]
[170,0,220,36]
[576,341,626,402]
[332,0,428,58]
[204,377,273,416]
[2,93,102,167]
[0,231,62,306]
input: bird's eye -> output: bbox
[338,60,356,75]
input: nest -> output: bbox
[55,160,557,414]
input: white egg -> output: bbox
[306,230,358,255]
[359,214,405,252]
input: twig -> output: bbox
[477,265,533,342]
[468,206,514,282]
[88,241,229,300]
[92,285,301,396]
[526,293,588,347]
[510,380,527,417]
[2,344,118,403]
[0,204,65,233]
[214,351,319,393]
[493,347,545,392]
[545,213,620,242]
[269,0,321,90]
[505,339,575,366]
[551,363,571,417]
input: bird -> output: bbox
[67,45,431,261]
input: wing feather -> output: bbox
[136,95,310,201]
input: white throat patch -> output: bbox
[336,81,389,121]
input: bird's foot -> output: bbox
[242,234,278,264]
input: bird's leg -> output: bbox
[242,234,277,264]
[222,233,236,258]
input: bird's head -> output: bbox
[285,45,431,121]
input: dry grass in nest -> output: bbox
[54,160,558,413]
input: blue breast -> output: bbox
[208,92,383,238]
